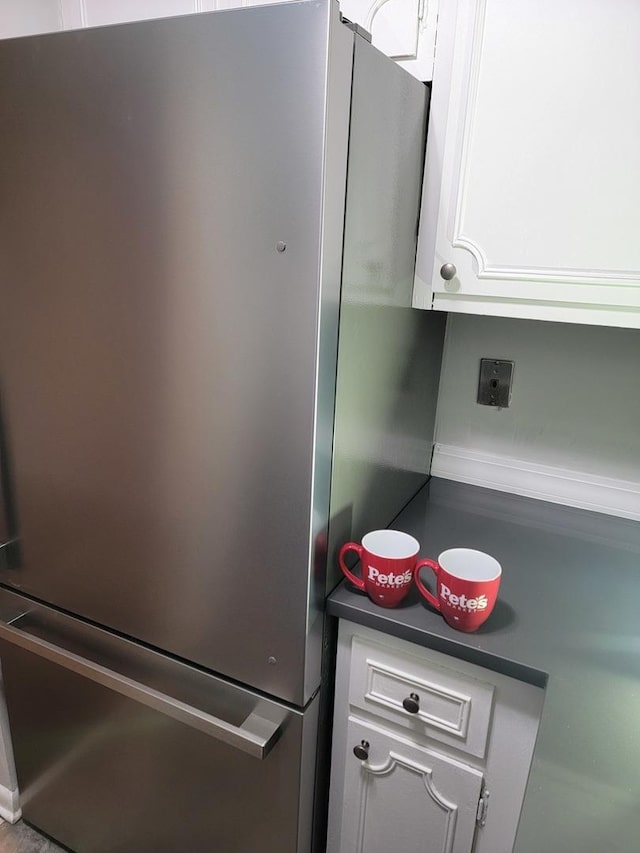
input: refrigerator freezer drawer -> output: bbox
[0,591,318,853]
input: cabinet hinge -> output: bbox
[476,786,490,826]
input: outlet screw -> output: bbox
[276,241,287,253]
[268,656,277,666]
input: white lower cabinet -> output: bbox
[328,621,545,853]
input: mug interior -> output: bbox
[439,548,501,581]
[362,530,419,560]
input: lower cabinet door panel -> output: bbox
[340,716,483,853]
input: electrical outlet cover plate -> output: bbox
[477,359,514,407]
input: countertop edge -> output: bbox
[326,587,549,690]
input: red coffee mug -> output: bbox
[414,548,502,632]
[339,530,422,608]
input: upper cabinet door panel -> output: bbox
[415,0,640,327]
[340,0,438,81]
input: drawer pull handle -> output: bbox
[353,740,370,761]
[0,611,287,759]
[402,693,420,714]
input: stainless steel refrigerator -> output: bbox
[0,2,445,850]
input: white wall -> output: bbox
[0,1,219,39]
[432,314,640,520]
[0,0,291,39]
[0,0,60,37]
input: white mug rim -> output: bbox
[438,548,501,582]
[362,529,420,561]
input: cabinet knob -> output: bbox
[402,693,420,714]
[353,740,370,761]
[440,263,457,280]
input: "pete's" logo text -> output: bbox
[368,566,412,587]
[440,584,488,610]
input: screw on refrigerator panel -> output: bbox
[276,241,287,253]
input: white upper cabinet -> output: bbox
[339,0,438,80]
[414,0,640,328]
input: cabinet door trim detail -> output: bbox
[355,749,460,853]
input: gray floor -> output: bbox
[0,822,65,853]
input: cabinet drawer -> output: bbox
[348,636,495,758]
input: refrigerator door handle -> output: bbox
[0,614,288,759]
[0,396,19,568]
[0,539,17,569]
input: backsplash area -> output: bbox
[432,314,640,520]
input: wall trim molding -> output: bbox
[0,783,21,824]
[431,444,640,521]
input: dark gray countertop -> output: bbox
[327,478,640,853]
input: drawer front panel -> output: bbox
[0,630,315,853]
[349,636,495,758]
